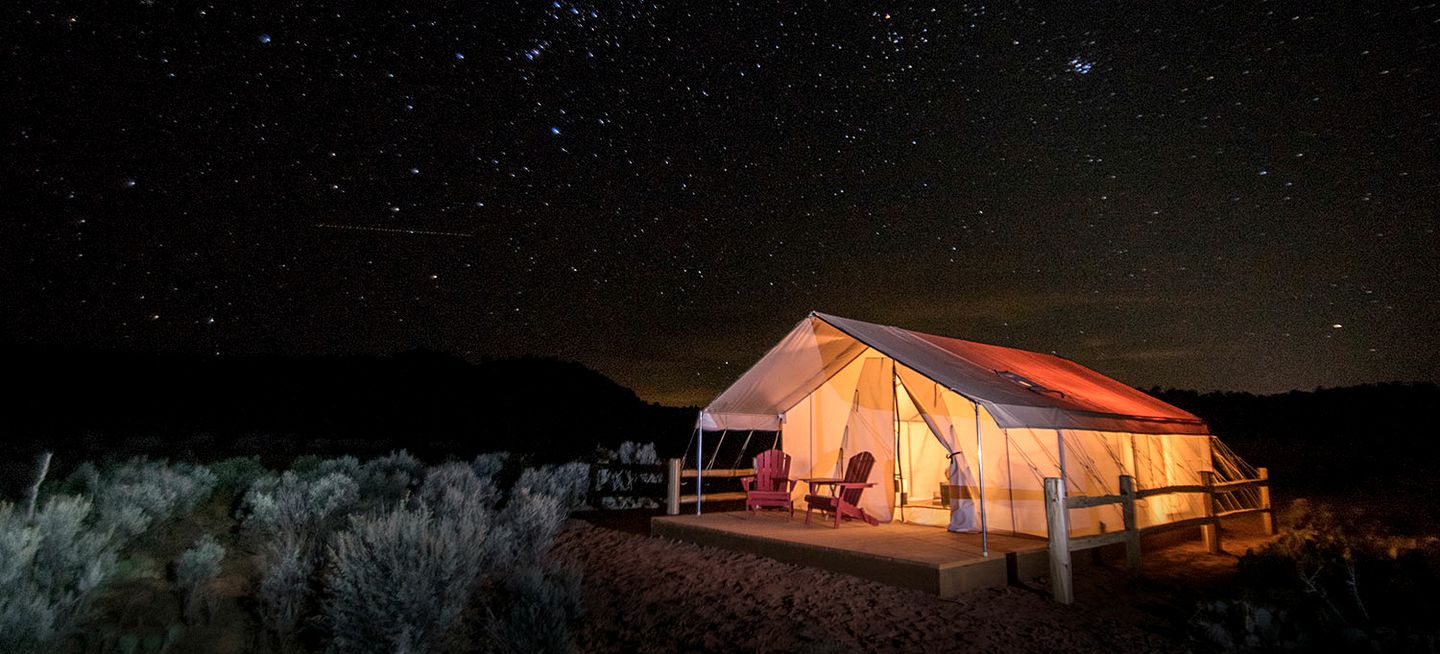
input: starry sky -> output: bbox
[6,1,1438,406]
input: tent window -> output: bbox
[996,370,1066,398]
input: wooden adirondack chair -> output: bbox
[740,449,797,517]
[803,451,879,528]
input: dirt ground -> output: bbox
[556,514,1276,654]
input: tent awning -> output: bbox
[700,312,1208,435]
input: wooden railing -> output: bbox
[1044,467,1273,604]
[664,458,753,514]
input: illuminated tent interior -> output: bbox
[700,312,1220,538]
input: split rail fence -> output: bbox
[1043,467,1274,604]
[663,458,753,514]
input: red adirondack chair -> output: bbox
[803,451,879,528]
[740,449,797,517]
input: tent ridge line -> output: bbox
[814,313,1005,416]
[814,313,1206,431]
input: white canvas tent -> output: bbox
[699,312,1215,543]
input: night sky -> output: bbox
[6,2,1438,405]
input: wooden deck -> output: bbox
[651,511,1050,597]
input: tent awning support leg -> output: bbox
[976,404,988,557]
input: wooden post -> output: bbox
[1199,471,1220,553]
[695,430,703,515]
[25,451,53,521]
[666,458,682,516]
[1043,477,1073,604]
[1258,467,1275,534]
[1119,475,1140,575]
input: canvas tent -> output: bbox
[699,312,1215,541]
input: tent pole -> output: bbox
[975,402,988,557]
[892,370,904,521]
[1004,428,1017,534]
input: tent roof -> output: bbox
[700,312,1208,435]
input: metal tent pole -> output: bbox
[892,369,904,521]
[975,402,988,557]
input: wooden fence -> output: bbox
[1044,467,1273,604]
[663,458,752,514]
[584,462,667,509]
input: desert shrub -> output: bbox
[92,459,218,539]
[174,534,225,624]
[616,441,658,465]
[322,504,491,653]
[472,452,512,484]
[418,462,501,512]
[243,470,361,646]
[312,456,362,481]
[486,489,567,567]
[240,471,360,538]
[257,532,318,647]
[515,463,590,511]
[210,456,268,494]
[59,461,101,496]
[483,565,584,654]
[1191,500,1440,651]
[1191,599,1305,651]
[288,454,324,476]
[355,450,423,504]
[0,497,117,653]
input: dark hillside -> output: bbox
[1154,383,1440,531]
[0,346,696,491]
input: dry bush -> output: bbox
[241,470,360,649]
[240,471,360,538]
[257,531,318,649]
[93,459,218,539]
[322,504,491,654]
[1191,500,1440,651]
[173,534,225,624]
[483,565,584,654]
[209,456,269,494]
[418,461,501,512]
[355,450,424,504]
[472,452,512,484]
[0,497,117,654]
[515,463,590,511]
